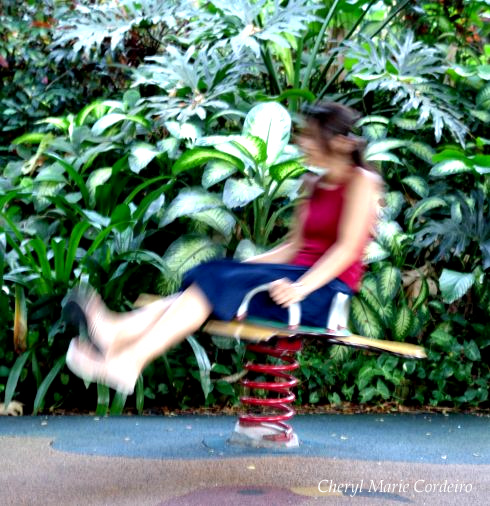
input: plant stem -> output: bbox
[317,0,412,98]
[312,0,378,94]
[260,46,283,95]
[303,0,341,90]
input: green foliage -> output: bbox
[157,102,303,289]
[346,30,469,144]
[1,0,489,414]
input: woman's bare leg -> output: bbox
[107,284,212,373]
[83,292,180,355]
[67,284,213,393]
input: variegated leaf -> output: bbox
[202,161,237,189]
[376,220,403,249]
[129,143,160,174]
[390,117,419,130]
[407,196,447,230]
[192,208,236,239]
[161,235,224,278]
[222,178,264,209]
[87,167,112,201]
[379,191,404,220]
[242,102,291,165]
[359,274,381,311]
[401,176,429,198]
[269,160,305,182]
[160,188,222,227]
[363,241,390,264]
[392,305,413,341]
[230,135,267,164]
[350,296,384,339]
[172,147,244,175]
[377,264,401,304]
[406,142,435,164]
[429,159,472,177]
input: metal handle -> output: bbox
[235,283,301,329]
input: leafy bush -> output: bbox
[1,0,489,414]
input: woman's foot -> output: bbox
[66,338,139,395]
[63,286,118,355]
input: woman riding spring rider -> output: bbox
[64,101,382,395]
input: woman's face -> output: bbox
[297,121,355,167]
[296,123,329,166]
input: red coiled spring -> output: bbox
[238,337,302,442]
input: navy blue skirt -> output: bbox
[181,259,353,327]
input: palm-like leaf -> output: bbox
[134,46,243,121]
[51,0,185,59]
[414,189,490,267]
[346,30,470,144]
[189,0,319,57]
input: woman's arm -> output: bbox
[270,169,381,306]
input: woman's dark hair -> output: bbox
[302,102,377,173]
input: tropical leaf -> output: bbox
[363,240,390,264]
[376,220,403,249]
[165,121,202,141]
[347,31,469,145]
[358,115,389,141]
[172,148,244,175]
[32,356,66,415]
[412,277,429,312]
[350,296,384,339]
[269,160,305,182]
[129,143,160,174]
[406,142,435,164]
[464,340,481,362]
[230,136,268,165]
[377,264,401,304]
[401,176,429,198]
[160,188,222,227]
[379,191,404,220]
[407,196,447,230]
[161,235,224,279]
[359,274,381,312]
[429,159,472,177]
[13,285,27,353]
[86,168,112,202]
[202,161,237,189]
[187,336,212,399]
[222,178,264,209]
[392,305,413,341]
[4,351,32,410]
[376,378,390,399]
[191,208,236,239]
[365,139,407,163]
[429,327,456,350]
[476,83,490,109]
[242,102,291,165]
[439,269,475,304]
[91,113,126,135]
[110,392,128,415]
[233,239,263,261]
[96,384,110,416]
[272,178,303,200]
[390,117,419,130]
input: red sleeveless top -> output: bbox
[291,180,368,291]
